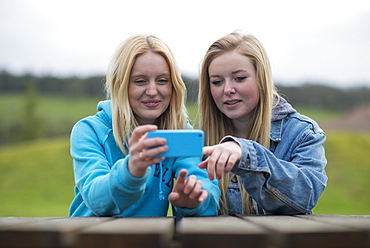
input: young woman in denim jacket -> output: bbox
[197,31,327,215]
[69,35,219,217]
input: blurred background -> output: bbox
[1,0,369,217]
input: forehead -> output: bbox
[132,52,170,74]
[209,50,254,73]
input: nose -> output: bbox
[224,80,235,95]
[145,81,158,96]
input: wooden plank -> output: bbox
[176,216,270,248]
[75,217,175,248]
[298,215,370,247]
[0,217,112,248]
[241,215,367,248]
[0,217,62,229]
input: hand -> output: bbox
[199,141,242,180]
[168,169,208,209]
[128,124,168,178]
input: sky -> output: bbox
[1,0,370,88]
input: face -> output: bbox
[208,49,260,125]
[129,52,172,125]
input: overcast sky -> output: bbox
[1,0,370,88]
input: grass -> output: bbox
[0,137,74,216]
[313,132,370,215]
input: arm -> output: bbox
[228,127,327,215]
[71,122,167,216]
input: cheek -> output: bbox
[164,85,173,98]
[210,87,221,101]
[128,86,138,103]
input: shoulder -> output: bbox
[71,103,113,141]
[287,112,324,134]
[271,112,325,143]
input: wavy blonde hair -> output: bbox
[198,31,277,215]
[105,35,187,154]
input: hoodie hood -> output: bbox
[97,100,113,126]
[271,97,296,121]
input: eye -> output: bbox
[134,79,147,85]
[235,76,247,82]
[211,79,223,86]
[157,78,169,84]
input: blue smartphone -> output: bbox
[147,129,204,157]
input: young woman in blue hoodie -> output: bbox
[69,34,220,217]
[197,31,327,215]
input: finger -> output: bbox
[224,154,238,173]
[188,180,203,199]
[173,169,187,192]
[197,189,208,202]
[142,137,167,148]
[168,192,180,204]
[144,144,168,158]
[198,158,215,181]
[198,160,208,169]
[206,160,215,181]
[206,151,222,181]
[176,169,187,184]
[132,124,158,142]
[216,153,230,179]
[183,175,197,194]
[128,125,158,153]
[202,146,214,156]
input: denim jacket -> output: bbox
[222,98,327,215]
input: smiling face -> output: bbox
[208,49,260,127]
[129,51,172,125]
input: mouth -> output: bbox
[142,100,160,108]
[224,99,242,105]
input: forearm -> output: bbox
[229,138,327,215]
[74,157,150,216]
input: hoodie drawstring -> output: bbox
[158,161,165,201]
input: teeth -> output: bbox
[226,100,239,105]
[146,102,158,105]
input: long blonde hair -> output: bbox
[105,35,187,154]
[198,31,277,214]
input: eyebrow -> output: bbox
[131,73,171,79]
[231,69,248,75]
[209,69,248,78]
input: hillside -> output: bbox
[319,104,370,132]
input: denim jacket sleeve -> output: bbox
[223,113,327,215]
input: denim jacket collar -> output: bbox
[270,97,296,142]
[270,119,283,142]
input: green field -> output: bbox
[0,94,369,216]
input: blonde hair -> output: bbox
[105,35,187,154]
[198,31,277,215]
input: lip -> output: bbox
[142,100,161,108]
[224,99,242,107]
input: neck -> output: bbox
[231,119,253,138]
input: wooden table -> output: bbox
[0,215,369,248]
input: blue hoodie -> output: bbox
[69,100,220,217]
